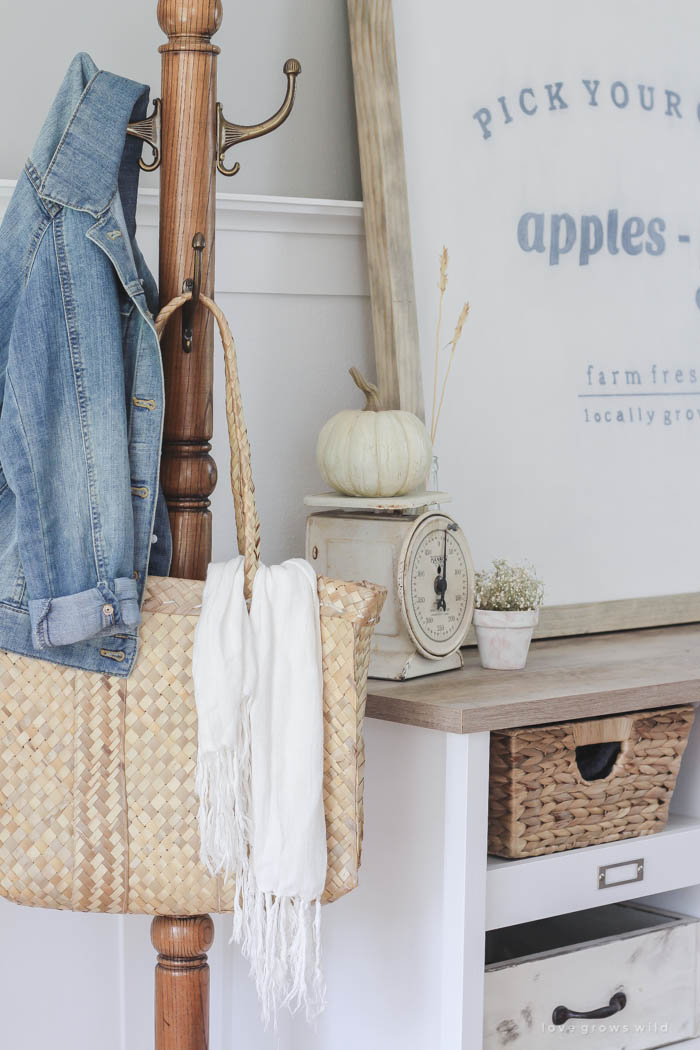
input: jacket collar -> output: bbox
[29,53,149,225]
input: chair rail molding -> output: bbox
[0,181,368,300]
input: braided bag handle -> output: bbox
[154,293,261,601]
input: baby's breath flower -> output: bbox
[475,559,544,612]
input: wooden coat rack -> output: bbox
[133,3,301,1046]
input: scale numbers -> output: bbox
[398,512,475,660]
[411,532,469,642]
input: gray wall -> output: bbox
[0,0,362,201]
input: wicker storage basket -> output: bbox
[488,705,695,859]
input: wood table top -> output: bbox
[366,623,700,734]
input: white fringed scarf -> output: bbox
[192,556,327,1025]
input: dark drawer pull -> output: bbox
[552,992,627,1025]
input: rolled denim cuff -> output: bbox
[29,577,141,650]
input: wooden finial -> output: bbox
[157,0,223,45]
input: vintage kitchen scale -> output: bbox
[305,491,475,679]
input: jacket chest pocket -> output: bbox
[0,467,27,611]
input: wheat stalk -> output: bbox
[431,301,469,445]
[430,246,449,442]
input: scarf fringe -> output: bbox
[197,717,325,1026]
[196,699,252,879]
[242,890,325,1028]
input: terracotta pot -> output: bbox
[472,608,539,670]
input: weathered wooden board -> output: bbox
[347,0,424,418]
[484,905,699,1049]
[460,591,700,646]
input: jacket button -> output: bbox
[102,603,114,617]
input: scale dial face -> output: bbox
[398,512,475,660]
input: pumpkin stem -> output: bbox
[349,367,383,411]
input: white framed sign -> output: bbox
[388,0,700,609]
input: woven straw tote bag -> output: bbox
[0,292,385,915]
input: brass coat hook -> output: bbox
[217,59,302,176]
[182,233,206,353]
[127,99,162,172]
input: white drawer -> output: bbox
[486,813,700,929]
[484,903,700,1050]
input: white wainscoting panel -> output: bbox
[0,181,378,1050]
[131,188,371,569]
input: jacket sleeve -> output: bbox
[0,209,141,650]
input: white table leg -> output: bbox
[440,731,490,1050]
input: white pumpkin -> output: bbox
[317,368,433,498]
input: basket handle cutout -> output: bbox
[575,741,622,782]
[572,715,633,747]
[572,715,633,780]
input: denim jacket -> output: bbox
[0,53,171,677]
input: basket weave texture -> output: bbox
[488,705,695,859]
[0,293,385,914]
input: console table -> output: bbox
[302,624,700,1050]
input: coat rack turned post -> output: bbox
[152,3,220,1047]
[157,0,220,583]
[148,1,301,1047]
